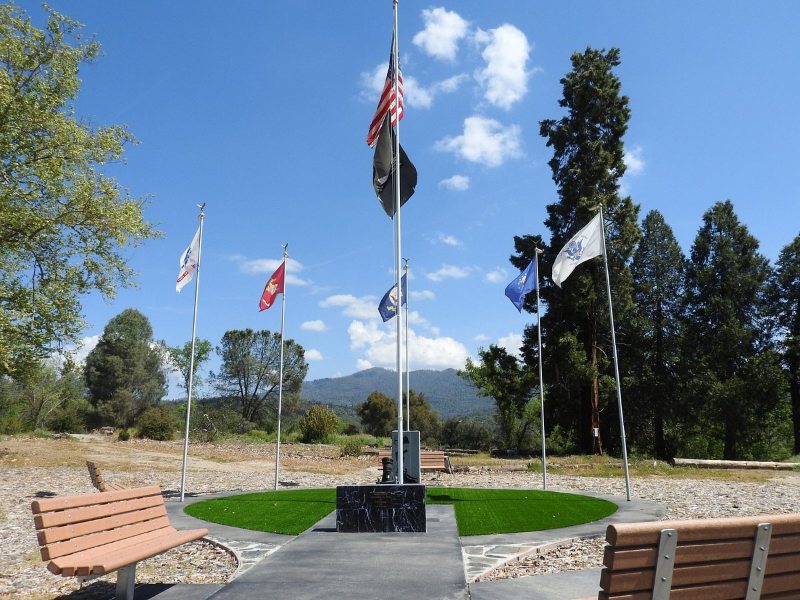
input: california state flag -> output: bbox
[258,262,285,311]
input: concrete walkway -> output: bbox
[127,490,665,600]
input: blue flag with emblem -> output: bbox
[505,258,537,312]
[378,273,407,321]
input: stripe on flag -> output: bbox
[366,42,404,147]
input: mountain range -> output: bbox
[301,367,493,419]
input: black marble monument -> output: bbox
[336,484,426,532]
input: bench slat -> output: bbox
[601,552,800,593]
[607,514,800,546]
[35,495,166,530]
[41,515,172,560]
[51,527,206,577]
[32,485,163,513]
[603,533,800,570]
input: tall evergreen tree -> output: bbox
[628,210,685,459]
[84,309,167,427]
[682,201,782,459]
[514,47,640,454]
[772,233,800,454]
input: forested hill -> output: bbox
[301,368,493,418]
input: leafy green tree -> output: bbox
[357,391,396,437]
[213,329,308,426]
[0,5,159,378]
[136,405,176,441]
[407,390,442,445]
[460,345,536,451]
[682,201,783,459]
[628,210,686,458]
[513,47,640,454]
[84,309,167,427]
[164,339,212,399]
[771,233,800,454]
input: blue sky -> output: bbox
[26,1,800,395]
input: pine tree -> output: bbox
[516,47,640,454]
[628,210,685,459]
[682,201,782,459]
[772,233,800,454]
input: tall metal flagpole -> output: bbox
[180,203,206,503]
[598,205,632,501]
[274,244,288,491]
[534,248,547,490]
[392,0,404,484]
[404,258,410,430]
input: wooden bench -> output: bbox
[31,485,208,600]
[377,449,453,474]
[579,512,800,599]
[86,460,125,492]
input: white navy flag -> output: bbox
[552,213,603,287]
[176,225,201,293]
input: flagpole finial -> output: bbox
[282,243,289,258]
[535,247,544,255]
[197,203,206,219]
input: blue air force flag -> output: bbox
[378,273,408,322]
[176,225,201,293]
[505,258,538,312]
[551,213,604,287]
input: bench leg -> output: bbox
[116,563,136,600]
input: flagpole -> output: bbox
[179,203,205,503]
[598,205,632,501]
[392,0,404,484]
[534,248,547,490]
[404,258,410,430]
[274,243,288,491]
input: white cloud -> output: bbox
[498,332,523,358]
[319,294,378,320]
[473,333,489,342]
[426,264,471,282]
[361,66,465,111]
[356,359,374,370]
[438,233,462,247]
[305,349,323,361]
[413,7,469,61]
[235,256,309,286]
[410,290,435,301]
[485,267,509,284]
[347,320,470,370]
[439,175,470,191]
[435,116,522,167]
[624,145,645,175]
[301,320,328,332]
[475,24,530,109]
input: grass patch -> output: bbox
[185,489,337,535]
[185,486,617,537]
[427,487,616,535]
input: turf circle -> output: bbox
[184,487,618,536]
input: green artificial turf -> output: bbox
[185,487,617,537]
[185,488,337,535]
[426,487,617,535]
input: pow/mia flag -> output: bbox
[372,114,417,218]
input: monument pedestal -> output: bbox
[336,485,426,533]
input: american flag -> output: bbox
[366,42,404,147]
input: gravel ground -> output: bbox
[2,435,799,598]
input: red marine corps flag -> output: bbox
[258,261,285,311]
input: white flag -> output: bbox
[552,212,603,287]
[176,225,201,293]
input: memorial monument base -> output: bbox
[336,484,426,533]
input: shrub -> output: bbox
[136,406,176,441]
[298,404,339,443]
[340,438,363,457]
[118,428,130,441]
